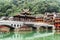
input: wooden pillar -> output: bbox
[57,26,60,32]
[37,27,40,31]
[36,27,40,33]
[52,25,55,33]
[36,25,40,33]
[14,28,19,32]
[46,26,48,32]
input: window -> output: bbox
[14,24,16,27]
[19,24,21,27]
[17,24,19,27]
[11,24,13,26]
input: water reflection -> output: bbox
[0,30,56,40]
[0,32,14,39]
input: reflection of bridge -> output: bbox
[0,31,55,40]
[0,20,55,31]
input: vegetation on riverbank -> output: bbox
[0,0,60,16]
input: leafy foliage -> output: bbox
[0,0,60,16]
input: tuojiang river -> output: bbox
[0,30,60,40]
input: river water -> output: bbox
[0,30,60,40]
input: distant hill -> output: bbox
[0,0,60,17]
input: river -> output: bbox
[0,30,60,40]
